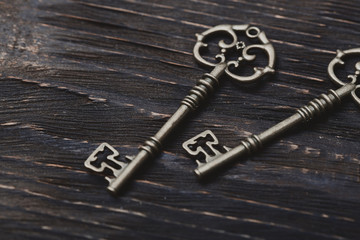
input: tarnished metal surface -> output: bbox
[191,49,360,178]
[84,24,275,193]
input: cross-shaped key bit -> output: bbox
[85,24,275,193]
[189,48,360,178]
[182,130,231,167]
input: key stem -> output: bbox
[108,63,227,193]
[195,83,356,178]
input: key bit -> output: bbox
[182,129,231,167]
[189,48,360,178]
[85,24,276,193]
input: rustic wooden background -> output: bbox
[1,0,359,239]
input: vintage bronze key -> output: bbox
[85,24,275,193]
[186,48,360,178]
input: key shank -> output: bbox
[108,63,227,193]
[194,83,357,178]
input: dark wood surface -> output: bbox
[1,0,359,239]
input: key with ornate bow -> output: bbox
[85,24,276,193]
[184,48,360,178]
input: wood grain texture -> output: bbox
[0,0,359,239]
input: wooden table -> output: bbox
[1,0,359,239]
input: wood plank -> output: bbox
[0,0,359,239]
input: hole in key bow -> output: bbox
[246,26,260,38]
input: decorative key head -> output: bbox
[193,24,275,83]
[328,48,360,106]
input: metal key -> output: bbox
[188,48,360,178]
[85,24,275,193]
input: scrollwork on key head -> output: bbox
[327,48,360,107]
[193,24,275,84]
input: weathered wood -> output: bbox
[0,0,359,239]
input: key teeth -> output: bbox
[196,160,204,167]
[84,142,118,172]
[125,155,135,161]
[105,176,114,184]
[84,143,133,182]
[224,146,232,151]
[183,130,231,167]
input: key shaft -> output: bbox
[195,83,357,178]
[108,63,227,192]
